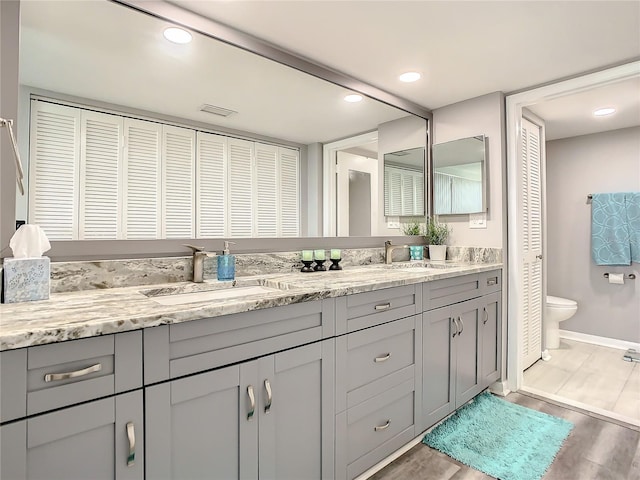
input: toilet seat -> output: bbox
[546,295,577,308]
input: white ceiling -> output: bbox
[19,0,640,142]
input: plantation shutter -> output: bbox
[123,118,162,239]
[162,125,195,238]
[385,167,402,216]
[255,143,278,237]
[28,101,80,240]
[228,138,254,237]
[521,117,543,369]
[401,173,414,215]
[415,173,425,214]
[79,110,122,239]
[196,132,227,238]
[279,147,299,237]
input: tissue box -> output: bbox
[2,257,50,303]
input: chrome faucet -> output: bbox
[384,240,409,264]
[184,244,215,283]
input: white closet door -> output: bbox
[401,172,414,215]
[196,132,227,238]
[521,117,544,370]
[28,101,81,240]
[228,138,254,237]
[79,111,122,240]
[162,125,195,238]
[279,147,300,237]
[123,118,162,239]
[255,143,278,237]
[384,167,402,216]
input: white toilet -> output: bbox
[545,295,578,349]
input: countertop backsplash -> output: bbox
[2,246,501,294]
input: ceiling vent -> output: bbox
[199,104,237,117]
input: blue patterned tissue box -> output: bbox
[2,257,50,303]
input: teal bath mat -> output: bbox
[422,393,573,480]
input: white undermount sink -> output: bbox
[142,282,282,306]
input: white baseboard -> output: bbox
[559,330,640,351]
[489,380,510,397]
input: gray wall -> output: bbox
[546,127,640,343]
[432,92,506,248]
[1,0,20,259]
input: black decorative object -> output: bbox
[329,258,342,270]
[301,260,314,272]
[314,260,327,271]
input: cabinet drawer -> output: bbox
[336,316,417,412]
[337,285,418,334]
[144,299,334,383]
[480,270,502,295]
[423,274,481,310]
[0,332,142,421]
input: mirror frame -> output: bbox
[1,0,432,260]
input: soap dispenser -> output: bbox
[217,241,237,281]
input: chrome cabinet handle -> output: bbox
[247,385,255,421]
[44,363,102,382]
[374,420,390,431]
[126,422,135,467]
[451,318,458,338]
[458,317,464,335]
[374,303,391,311]
[264,379,272,414]
[536,254,543,260]
[483,307,489,325]
[374,353,391,363]
[487,278,497,286]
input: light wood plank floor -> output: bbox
[524,339,640,422]
[369,392,640,480]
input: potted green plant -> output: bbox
[424,217,450,261]
[403,219,425,260]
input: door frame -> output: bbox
[322,131,378,236]
[505,60,640,393]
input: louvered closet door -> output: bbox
[28,101,81,240]
[79,111,123,239]
[196,132,227,238]
[228,138,254,237]
[279,147,300,237]
[521,117,544,370]
[385,168,402,216]
[255,144,278,237]
[163,125,195,238]
[401,172,414,215]
[123,119,162,239]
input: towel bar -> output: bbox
[603,273,636,280]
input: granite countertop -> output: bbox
[0,262,502,351]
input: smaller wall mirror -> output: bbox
[432,135,487,215]
[383,147,425,216]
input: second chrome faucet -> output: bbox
[384,240,409,264]
[184,244,215,283]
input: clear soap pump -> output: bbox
[217,241,237,281]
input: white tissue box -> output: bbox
[2,257,50,303]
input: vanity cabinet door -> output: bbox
[0,390,143,480]
[480,291,502,388]
[258,340,335,480]
[145,363,257,480]
[451,299,482,407]
[421,306,455,430]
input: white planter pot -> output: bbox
[429,245,447,261]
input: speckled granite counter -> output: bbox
[0,262,502,351]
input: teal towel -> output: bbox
[626,192,640,263]
[591,193,630,265]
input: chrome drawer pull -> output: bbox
[264,379,272,414]
[487,278,497,286]
[374,420,390,431]
[44,363,102,382]
[126,422,135,467]
[374,303,391,311]
[247,385,255,421]
[374,353,391,363]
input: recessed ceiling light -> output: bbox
[399,72,421,83]
[163,27,192,44]
[593,107,616,117]
[344,94,363,103]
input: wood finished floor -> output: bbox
[369,392,640,480]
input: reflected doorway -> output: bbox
[336,151,377,236]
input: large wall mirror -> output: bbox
[432,135,486,215]
[15,0,429,245]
